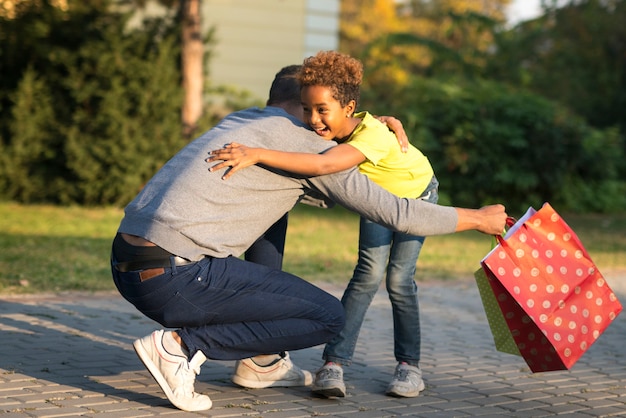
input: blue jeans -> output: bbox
[112,255,345,360]
[323,176,439,367]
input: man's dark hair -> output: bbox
[267,65,301,106]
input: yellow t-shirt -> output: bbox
[347,111,434,198]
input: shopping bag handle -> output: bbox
[494,217,517,246]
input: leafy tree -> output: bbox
[0,0,185,205]
[340,0,512,86]
[340,0,626,212]
[124,0,205,138]
[0,67,59,202]
[60,15,184,205]
[489,0,626,133]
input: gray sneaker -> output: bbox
[133,330,212,411]
[311,362,346,398]
[385,362,425,398]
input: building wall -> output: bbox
[204,0,339,100]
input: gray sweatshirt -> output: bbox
[118,106,458,261]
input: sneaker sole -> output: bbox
[385,381,425,398]
[311,385,346,398]
[133,339,212,411]
[231,372,313,389]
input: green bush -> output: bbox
[0,1,185,206]
[60,16,185,206]
[0,68,58,202]
[362,77,626,214]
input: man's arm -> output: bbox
[454,205,507,235]
[306,166,507,237]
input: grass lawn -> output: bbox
[1,202,625,294]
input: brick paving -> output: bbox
[1,276,625,417]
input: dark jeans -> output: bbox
[245,213,288,270]
[112,255,345,360]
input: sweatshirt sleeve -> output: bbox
[306,167,458,236]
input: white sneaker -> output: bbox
[231,352,313,388]
[133,330,212,411]
[311,362,346,398]
[385,362,425,398]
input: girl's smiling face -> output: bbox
[301,85,356,142]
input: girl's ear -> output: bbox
[345,100,357,118]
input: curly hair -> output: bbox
[297,51,363,108]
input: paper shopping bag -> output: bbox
[481,203,622,372]
[474,267,521,356]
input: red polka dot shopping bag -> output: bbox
[479,203,622,372]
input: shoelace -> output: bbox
[174,359,200,396]
[393,367,420,383]
[394,368,411,382]
[318,366,341,381]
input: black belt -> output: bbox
[113,256,195,272]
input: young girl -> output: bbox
[209,51,438,398]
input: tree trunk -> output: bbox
[181,0,203,138]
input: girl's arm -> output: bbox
[208,143,365,180]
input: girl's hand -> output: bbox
[206,142,260,180]
[375,115,409,153]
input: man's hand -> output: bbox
[455,204,508,235]
[375,115,409,152]
[206,142,259,179]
